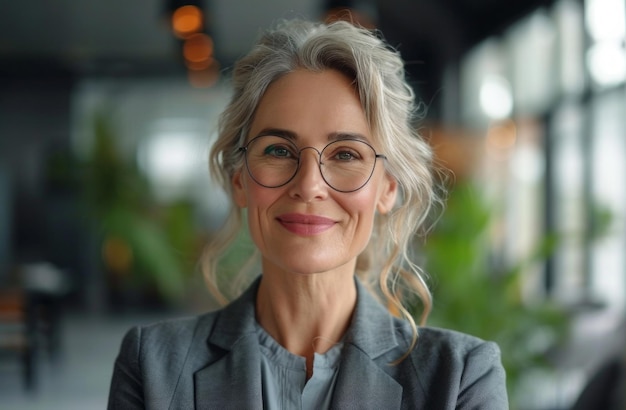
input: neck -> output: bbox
[255,266,357,375]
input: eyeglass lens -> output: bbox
[243,135,380,192]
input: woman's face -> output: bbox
[232,69,397,277]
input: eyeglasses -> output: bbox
[239,135,387,192]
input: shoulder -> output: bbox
[414,326,501,361]
[388,324,502,375]
[119,278,260,362]
[134,312,216,340]
[408,326,504,380]
[121,310,220,359]
[109,311,222,409]
[113,309,222,383]
[401,326,508,408]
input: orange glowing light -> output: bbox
[102,236,133,274]
[487,120,517,148]
[486,119,517,160]
[183,33,214,63]
[172,5,203,38]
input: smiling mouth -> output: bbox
[276,213,336,236]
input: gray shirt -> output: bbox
[256,323,342,410]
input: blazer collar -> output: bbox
[344,278,403,359]
[193,332,263,409]
[206,277,261,350]
[193,278,262,409]
[194,276,403,409]
[332,279,404,408]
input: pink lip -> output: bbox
[276,213,337,236]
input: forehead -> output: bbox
[249,69,373,144]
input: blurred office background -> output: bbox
[0,0,624,409]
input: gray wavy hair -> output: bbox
[205,19,440,355]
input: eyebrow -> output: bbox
[256,128,297,140]
[255,128,371,143]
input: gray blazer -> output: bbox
[108,278,508,409]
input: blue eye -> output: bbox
[327,147,363,162]
[335,151,356,161]
[264,144,292,158]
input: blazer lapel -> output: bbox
[331,344,403,409]
[193,278,264,410]
[193,334,263,410]
[329,279,406,409]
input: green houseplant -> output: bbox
[419,181,569,406]
[83,113,199,306]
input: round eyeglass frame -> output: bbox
[238,135,388,193]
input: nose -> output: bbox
[287,147,328,201]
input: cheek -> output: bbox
[345,178,391,235]
[245,183,279,209]
[342,195,378,256]
[343,190,379,228]
[244,185,286,253]
[233,171,277,209]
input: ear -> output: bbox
[232,170,248,208]
[376,174,398,214]
[376,174,398,215]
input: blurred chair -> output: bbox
[0,288,36,391]
[20,263,69,360]
[0,262,70,391]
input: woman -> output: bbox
[108,19,508,409]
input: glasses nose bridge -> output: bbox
[297,145,324,166]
